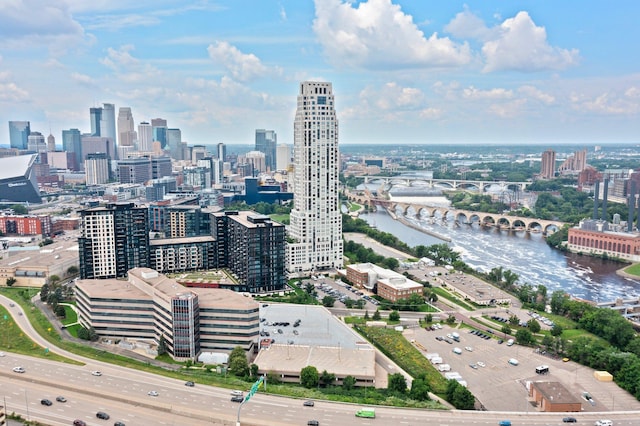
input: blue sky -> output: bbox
[1,0,639,146]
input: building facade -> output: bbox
[255,129,277,172]
[118,157,152,184]
[567,220,640,262]
[85,152,111,185]
[540,149,556,179]
[74,268,259,360]
[0,214,51,237]
[288,81,343,273]
[9,121,30,150]
[214,211,286,293]
[78,202,150,279]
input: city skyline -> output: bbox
[1,1,639,146]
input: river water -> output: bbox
[357,198,640,302]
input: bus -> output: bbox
[355,408,375,418]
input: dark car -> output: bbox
[114,422,126,426]
[185,381,195,387]
[41,399,53,406]
[303,400,315,407]
[307,421,319,426]
[562,417,577,423]
[96,411,110,420]
[73,420,87,426]
[56,396,67,403]
[231,395,244,403]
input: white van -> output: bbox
[594,420,613,426]
[453,347,462,355]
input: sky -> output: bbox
[1,0,639,146]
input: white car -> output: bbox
[13,366,25,373]
[148,390,159,397]
[464,346,473,352]
[0,351,5,357]
[477,361,486,367]
[91,370,102,376]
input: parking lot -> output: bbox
[403,325,640,413]
[299,276,379,311]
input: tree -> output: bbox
[446,314,456,325]
[344,298,354,308]
[551,324,564,337]
[228,346,249,377]
[372,309,381,320]
[355,299,366,309]
[77,327,89,340]
[508,315,520,326]
[319,370,336,387]
[409,374,431,401]
[501,325,512,335]
[424,313,433,323]
[55,304,66,318]
[387,373,407,393]
[515,329,533,346]
[388,310,400,322]
[250,363,259,378]
[322,296,335,307]
[300,366,319,388]
[527,319,541,333]
[40,283,50,301]
[10,204,28,215]
[88,326,98,341]
[364,310,370,320]
[157,335,168,355]
[66,265,79,276]
[49,275,61,285]
[342,375,356,390]
[6,277,16,287]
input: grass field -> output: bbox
[623,263,640,276]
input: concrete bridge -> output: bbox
[363,175,531,192]
[346,191,565,234]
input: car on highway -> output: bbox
[307,421,319,426]
[231,395,244,403]
[56,396,67,402]
[96,411,110,420]
[303,400,315,407]
[40,399,52,406]
[594,420,612,426]
[0,352,4,357]
[73,420,87,426]
[562,417,577,423]
[114,422,126,426]
[13,366,25,373]
[185,381,195,387]
[148,390,159,397]
[91,370,102,376]
[498,421,511,426]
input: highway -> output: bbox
[2,297,640,425]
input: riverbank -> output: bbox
[386,208,452,243]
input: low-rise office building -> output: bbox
[346,263,423,302]
[75,268,259,360]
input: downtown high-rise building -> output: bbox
[62,129,82,170]
[9,121,30,150]
[78,202,150,279]
[117,107,136,147]
[137,121,153,152]
[151,118,168,149]
[255,129,277,172]
[287,81,342,273]
[541,149,556,179]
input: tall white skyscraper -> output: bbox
[276,143,291,171]
[137,121,153,152]
[287,81,342,273]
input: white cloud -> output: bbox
[279,3,287,21]
[444,6,494,41]
[518,85,555,104]
[0,82,30,102]
[0,0,85,47]
[625,87,640,99]
[419,107,442,120]
[312,0,471,69]
[99,45,161,83]
[207,41,280,82]
[463,86,513,100]
[572,92,638,115]
[71,72,96,87]
[481,11,579,72]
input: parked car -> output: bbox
[307,421,319,426]
[303,400,315,407]
[73,420,87,426]
[498,421,511,426]
[40,399,53,406]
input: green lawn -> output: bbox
[623,263,640,276]
[269,214,289,224]
[432,287,475,311]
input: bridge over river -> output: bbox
[347,192,565,234]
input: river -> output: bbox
[358,201,640,303]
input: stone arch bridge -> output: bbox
[347,192,565,234]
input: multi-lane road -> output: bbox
[2,297,640,425]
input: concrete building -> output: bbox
[0,239,79,287]
[149,236,217,274]
[276,143,291,171]
[78,202,150,279]
[118,157,152,184]
[346,263,423,302]
[75,268,259,360]
[540,149,556,179]
[436,271,512,306]
[117,107,136,148]
[288,81,343,273]
[85,153,111,185]
[137,122,153,152]
[528,381,582,412]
